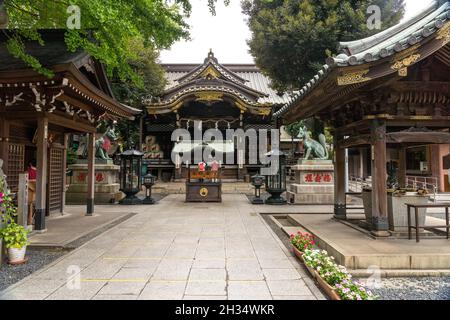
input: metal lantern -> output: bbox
[119,149,144,205]
[251,174,265,205]
[142,173,156,205]
[265,149,287,205]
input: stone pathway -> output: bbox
[0,194,322,300]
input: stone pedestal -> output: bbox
[66,163,123,204]
[287,160,334,204]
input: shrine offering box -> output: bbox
[186,165,222,203]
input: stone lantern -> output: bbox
[142,173,156,205]
[251,174,265,205]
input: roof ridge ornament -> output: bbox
[205,49,218,63]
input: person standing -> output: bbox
[27,159,37,226]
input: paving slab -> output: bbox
[1,194,318,300]
[227,281,272,300]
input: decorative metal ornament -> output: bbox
[337,70,371,86]
[391,53,421,77]
[199,187,209,197]
[436,21,450,44]
[195,91,223,102]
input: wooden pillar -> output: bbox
[86,133,95,215]
[370,120,389,235]
[359,148,365,179]
[35,117,48,231]
[334,134,346,219]
[0,118,9,170]
[430,144,445,192]
[398,146,406,188]
[61,133,69,214]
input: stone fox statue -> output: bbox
[297,126,329,160]
[95,126,119,160]
[81,126,118,160]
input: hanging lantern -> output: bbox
[265,149,287,205]
[119,149,144,205]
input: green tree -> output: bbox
[111,37,167,108]
[2,0,192,85]
[285,120,304,138]
[108,37,168,149]
[242,0,405,92]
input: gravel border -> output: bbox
[359,277,450,300]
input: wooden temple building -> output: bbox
[143,50,290,181]
[274,0,450,234]
[0,30,140,231]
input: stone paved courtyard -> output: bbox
[0,194,324,300]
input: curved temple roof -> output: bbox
[146,50,290,116]
[274,0,450,119]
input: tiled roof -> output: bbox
[162,64,291,105]
[331,0,450,66]
[274,0,450,118]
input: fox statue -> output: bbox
[297,126,329,160]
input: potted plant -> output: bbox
[290,231,315,259]
[0,178,29,265]
[0,222,30,264]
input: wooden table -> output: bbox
[406,203,450,242]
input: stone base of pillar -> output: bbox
[287,160,334,204]
[66,163,122,204]
[34,209,47,232]
[370,230,391,237]
[334,204,347,219]
[370,216,390,236]
[86,198,94,216]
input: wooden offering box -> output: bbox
[186,166,222,203]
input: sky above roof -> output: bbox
[160,0,433,64]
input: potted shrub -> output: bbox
[0,182,29,265]
[0,222,30,264]
[290,231,314,259]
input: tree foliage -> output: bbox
[285,120,304,138]
[110,37,167,108]
[242,0,405,92]
[2,0,191,86]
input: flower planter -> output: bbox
[7,246,27,264]
[292,245,304,260]
[292,246,316,279]
[315,272,341,300]
[0,239,3,268]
